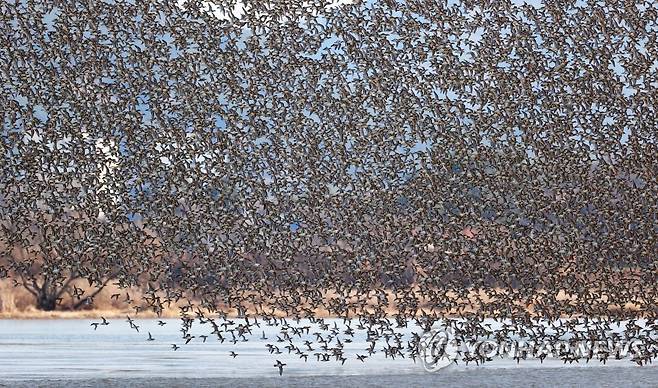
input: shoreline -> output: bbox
[0,310,180,320]
[0,282,649,320]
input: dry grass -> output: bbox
[0,280,182,319]
[0,280,33,314]
[0,280,649,319]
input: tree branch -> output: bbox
[55,275,78,299]
[72,273,118,310]
[19,273,39,297]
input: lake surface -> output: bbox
[0,319,656,387]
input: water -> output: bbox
[0,319,656,387]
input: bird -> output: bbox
[274,360,286,376]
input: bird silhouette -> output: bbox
[274,360,286,376]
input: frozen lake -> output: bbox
[0,319,656,387]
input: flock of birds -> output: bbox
[2,0,658,374]
[87,313,658,374]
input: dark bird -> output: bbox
[274,360,286,376]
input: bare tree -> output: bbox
[0,205,128,311]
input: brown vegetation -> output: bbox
[0,280,180,319]
[1,279,649,320]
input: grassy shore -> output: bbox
[0,279,648,320]
[0,279,181,319]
